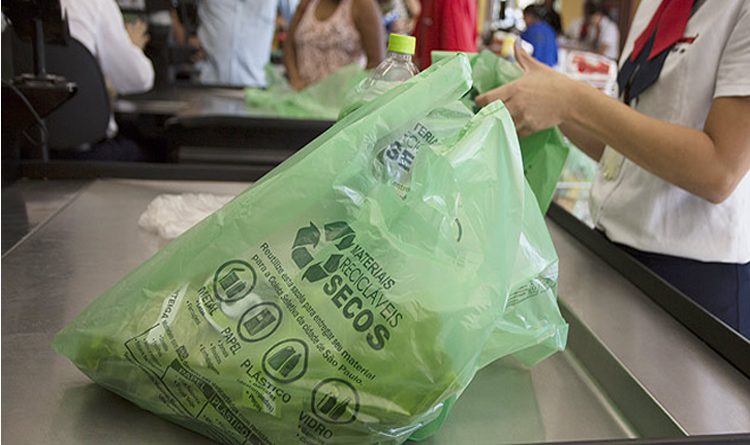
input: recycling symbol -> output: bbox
[292,221,355,282]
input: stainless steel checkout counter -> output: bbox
[3,178,750,444]
[115,86,335,165]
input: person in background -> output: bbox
[172,0,288,87]
[284,0,385,90]
[378,0,420,34]
[566,0,620,60]
[56,0,155,161]
[478,1,750,337]
[279,0,301,24]
[379,0,400,32]
[413,0,476,70]
[542,0,563,35]
[62,0,153,95]
[521,4,558,67]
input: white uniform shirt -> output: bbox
[196,0,280,87]
[60,0,154,137]
[589,0,750,263]
[566,15,620,60]
[61,0,154,95]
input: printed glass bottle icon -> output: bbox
[311,378,359,424]
[243,308,278,336]
[317,390,351,421]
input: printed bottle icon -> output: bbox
[266,346,302,378]
[262,339,308,383]
[267,346,295,369]
[329,397,351,420]
[243,308,278,336]
[218,268,246,300]
[317,391,350,421]
[279,352,301,377]
[317,392,338,414]
[312,378,359,424]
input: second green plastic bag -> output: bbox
[434,50,571,213]
[244,64,367,120]
[54,54,567,445]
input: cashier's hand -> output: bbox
[476,44,576,136]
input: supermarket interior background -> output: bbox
[2,1,749,444]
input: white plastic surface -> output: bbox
[138,193,235,239]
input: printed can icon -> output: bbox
[213,260,257,302]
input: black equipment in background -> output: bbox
[2,0,78,165]
[5,0,112,158]
[11,32,111,151]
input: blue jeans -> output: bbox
[615,242,750,338]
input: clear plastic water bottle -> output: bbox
[339,34,418,118]
[360,33,419,96]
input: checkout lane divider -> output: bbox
[558,302,687,438]
[547,203,750,381]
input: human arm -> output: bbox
[558,120,607,161]
[97,1,154,94]
[476,46,750,204]
[395,0,420,33]
[283,0,309,90]
[170,8,187,45]
[352,0,385,69]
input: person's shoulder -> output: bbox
[566,17,582,34]
[61,0,121,23]
[569,17,583,28]
[350,0,380,20]
[602,16,619,34]
[350,0,377,12]
[540,20,556,36]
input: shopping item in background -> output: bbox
[486,31,535,61]
[558,49,618,96]
[244,64,368,120]
[339,33,418,119]
[54,54,567,445]
[553,146,599,226]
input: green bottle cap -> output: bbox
[387,33,416,55]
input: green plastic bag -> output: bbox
[433,50,571,213]
[244,64,368,120]
[54,54,567,445]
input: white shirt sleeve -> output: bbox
[565,18,582,40]
[599,19,620,60]
[714,2,750,98]
[95,0,154,95]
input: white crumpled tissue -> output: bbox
[138,193,235,239]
